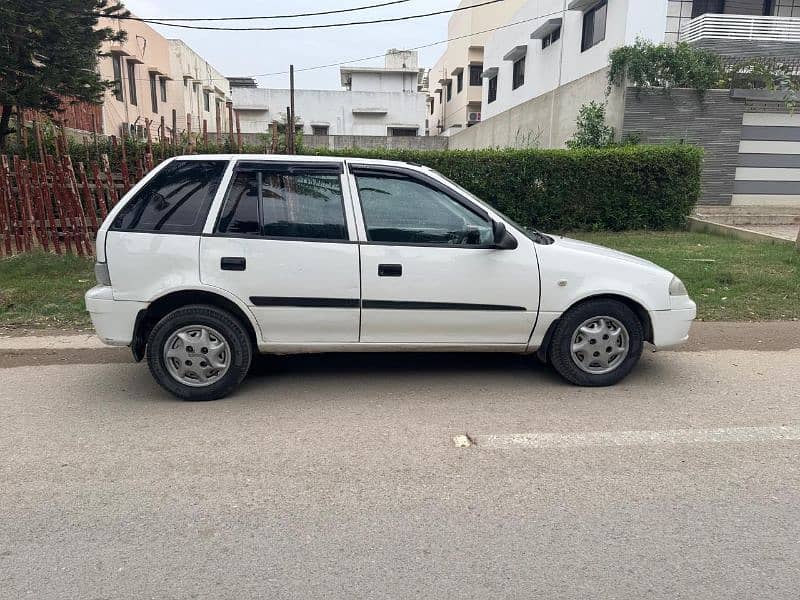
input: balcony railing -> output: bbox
[680,13,800,43]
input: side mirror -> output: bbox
[492,220,518,250]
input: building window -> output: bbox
[203,91,210,112]
[311,125,330,135]
[388,127,418,137]
[111,55,124,102]
[429,99,434,115]
[446,80,452,102]
[456,70,463,93]
[469,64,483,86]
[437,90,442,104]
[126,61,137,106]
[772,0,800,16]
[487,75,497,103]
[542,26,561,49]
[581,0,608,52]
[149,72,158,113]
[666,0,693,43]
[159,77,167,102]
[512,57,525,90]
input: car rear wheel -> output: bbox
[548,299,644,387]
[146,304,252,401]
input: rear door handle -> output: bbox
[378,264,402,277]
[221,257,246,271]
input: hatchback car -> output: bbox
[86,155,696,400]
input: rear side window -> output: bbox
[216,163,347,241]
[112,160,227,234]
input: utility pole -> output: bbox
[289,64,296,155]
[548,0,568,148]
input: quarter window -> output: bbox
[354,174,493,246]
[581,0,608,52]
[111,160,226,233]
[217,164,348,240]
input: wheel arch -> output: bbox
[536,293,653,361]
[131,289,260,361]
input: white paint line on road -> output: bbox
[0,335,107,351]
[457,426,800,449]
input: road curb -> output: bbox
[0,334,109,351]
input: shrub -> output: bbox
[608,39,723,94]
[566,101,616,149]
[305,145,703,231]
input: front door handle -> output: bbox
[221,257,246,271]
[378,264,402,277]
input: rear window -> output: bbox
[111,160,227,234]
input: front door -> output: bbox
[200,160,360,344]
[348,165,540,345]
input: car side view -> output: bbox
[85,155,696,400]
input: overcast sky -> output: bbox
[122,0,461,90]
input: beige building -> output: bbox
[98,16,178,139]
[168,40,232,135]
[427,0,527,136]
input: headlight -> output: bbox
[669,276,687,297]
[94,262,111,286]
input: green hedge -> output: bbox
[306,145,703,231]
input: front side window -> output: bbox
[112,160,227,233]
[217,164,347,240]
[355,173,493,246]
[126,61,137,106]
[581,0,608,52]
[512,56,526,90]
[488,75,498,103]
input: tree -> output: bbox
[566,101,615,149]
[0,0,128,149]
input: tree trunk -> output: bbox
[0,105,14,150]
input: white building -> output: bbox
[233,50,429,137]
[448,0,800,149]
[168,39,232,134]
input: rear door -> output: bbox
[348,164,540,345]
[200,160,361,344]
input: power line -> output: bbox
[120,0,415,22]
[112,0,506,32]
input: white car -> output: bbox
[86,155,696,400]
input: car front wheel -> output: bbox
[146,304,253,401]
[548,299,644,387]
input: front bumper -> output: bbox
[650,297,697,350]
[85,286,147,347]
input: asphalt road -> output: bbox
[2,342,800,598]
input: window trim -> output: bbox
[212,161,351,243]
[348,164,504,249]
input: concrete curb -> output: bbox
[688,217,796,245]
[0,334,109,351]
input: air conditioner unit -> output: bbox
[468,112,481,124]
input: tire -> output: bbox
[146,304,253,401]
[548,299,644,387]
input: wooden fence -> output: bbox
[0,143,155,258]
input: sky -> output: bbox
[122,0,462,90]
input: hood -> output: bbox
[552,236,663,270]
